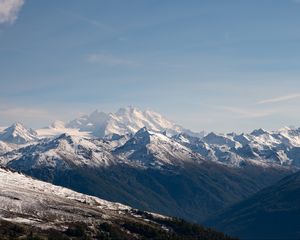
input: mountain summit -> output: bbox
[0,123,38,144]
[115,127,201,166]
[65,106,201,138]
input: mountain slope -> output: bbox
[0,167,236,240]
[0,141,13,155]
[205,171,300,239]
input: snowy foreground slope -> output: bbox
[0,167,235,240]
[0,167,130,227]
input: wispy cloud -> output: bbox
[220,106,276,119]
[257,93,300,104]
[0,107,52,119]
[63,11,116,33]
[0,0,25,24]
[86,53,139,67]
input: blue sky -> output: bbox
[1,0,300,133]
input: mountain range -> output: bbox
[0,106,299,239]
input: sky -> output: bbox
[1,0,300,133]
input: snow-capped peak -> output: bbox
[63,106,199,138]
[5,132,118,171]
[34,106,204,139]
[115,127,201,167]
[106,106,184,136]
[203,132,238,148]
[0,122,38,144]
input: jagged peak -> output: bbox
[6,122,30,132]
[277,126,293,133]
[118,127,156,149]
[11,122,24,128]
[134,127,153,138]
[251,128,268,136]
[56,132,74,141]
[136,126,149,133]
[0,122,38,144]
[204,132,224,139]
